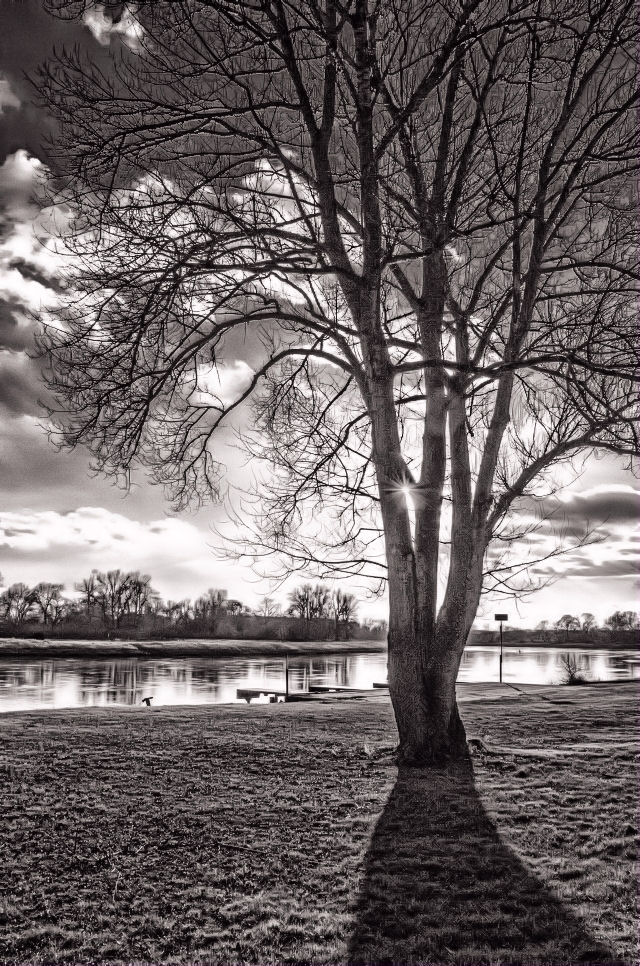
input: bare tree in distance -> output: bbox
[31,582,65,627]
[333,589,359,639]
[38,0,639,762]
[555,613,581,640]
[75,572,98,621]
[604,610,638,631]
[257,596,282,617]
[580,612,597,634]
[288,583,331,621]
[0,583,36,626]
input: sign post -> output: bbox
[494,614,508,683]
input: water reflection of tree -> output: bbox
[348,759,622,965]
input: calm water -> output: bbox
[0,645,638,713]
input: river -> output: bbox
[0,645,638,713]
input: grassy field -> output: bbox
[0,683,637,965]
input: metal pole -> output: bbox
[285,654,289,700]
[499,621,503,684]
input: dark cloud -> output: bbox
[7,258,65,291]
[0,1,137,167]
[515,487,640,532]
[554,489,640,525]
[0,302,35,351]
[538,521,594,541]
[0,411,172,520]
[0,1,90,166]
[0,354,42,414]
[536,554,640,580]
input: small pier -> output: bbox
[236,687,287,703]
[307,684,369,693]
[236,684,389,703]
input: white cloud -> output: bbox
[185,360,254,407]
[0,76,20,113]
[0,149,43,201]
[0,152,68,323]
[0,506,252,603]
[0,267,58,312]
[83,5,143,50]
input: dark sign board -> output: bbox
[494,613,509,621]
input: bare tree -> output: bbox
[333,588,358,639]
[288,582,331,620]
[555,613,580,640]
[92,570,134,632]
[163,598,193,624]
[604,610,638,631]
[287,584,316,621]
[39,0,639,762]
[193,587,227,628]
[257,596,281,617]
[75,572,98,621]
[126,572,158,619]
[0,583,36,626]
[31,582,65,626]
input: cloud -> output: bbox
[83,4,143,50]
[0,151,70,416]
[185,360,255,408]
[0,352,43,415]
[555,485,640,525]
[0,506,251,603]
[510,484,640,543]
[0,76,20,113]
[0,152,63,327]
[536,553,640,580]
[0,304,35,352]
[0,149,43,203]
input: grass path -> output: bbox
[0,683,637,965]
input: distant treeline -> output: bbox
[469,627,640,648]
[470,610,640,647]
[0,572,637,645]
[0,572,387,642]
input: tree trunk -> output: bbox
[387,621,467,766]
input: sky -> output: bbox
[0,1,638,627]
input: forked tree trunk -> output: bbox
[387,619,468,765]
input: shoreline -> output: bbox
[0,635,636,660]
[0,636,387,660]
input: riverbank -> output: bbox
[0,636,386,660]
[1,682,637,965]
[0,635,636,660]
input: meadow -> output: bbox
[0,683,637,965]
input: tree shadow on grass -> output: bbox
[347,757,624,966]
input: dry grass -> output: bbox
[0,684,637,965]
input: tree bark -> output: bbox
[387,612,468,765]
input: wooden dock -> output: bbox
[236,687,287,703]
[236,684,389,703]
[307,684,369,693]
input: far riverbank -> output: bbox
[0,636,387,660]
[0,634,636,660]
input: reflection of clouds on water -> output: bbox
[0,647,637,713]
